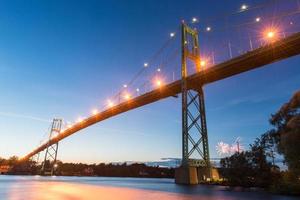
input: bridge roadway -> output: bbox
[23,32,300,160]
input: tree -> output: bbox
[269,90,300,176]
[220,136,273,188]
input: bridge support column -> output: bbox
[41,118,62,176]
[175,166,198,185]
[176,22,211,184]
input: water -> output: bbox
[0,175,298,200]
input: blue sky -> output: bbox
[0,0,300,163]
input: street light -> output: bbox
[92,109,98,115]
[77,117,83,123]
[241,4,248,11]
[107,99,114,107]
[200,60,206,67]
[124,93,131,100]
[263,27,279,42]
[267,31,274,38]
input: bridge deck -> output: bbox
[23,32,300,160]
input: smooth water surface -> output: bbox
[0,175,298,200]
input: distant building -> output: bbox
[0,165,11,174]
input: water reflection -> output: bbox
[0,176,298,200]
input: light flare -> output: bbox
[123,93,131,100]
[192,17,198,23]
[92,109,98,115]
[77,117,83,123]
[241,4,248,10]
[107,99,114,107]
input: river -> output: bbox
[0,175,298,200]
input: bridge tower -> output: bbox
[175,22,211,184]
[40,118,62,176]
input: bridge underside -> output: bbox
[23,32,300,177]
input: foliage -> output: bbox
[220,90,300,195]
[220,136,274,187]
[269,90,300,177]
[0,157,174,178]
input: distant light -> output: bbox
[107,99,114,107]
[263,27,279,42]
[255,17,261,22]
[267,31,275,38]
[241,4,248,10]
[77,117,83,123]
[170,32,175,38]
[200,60,206,67]
[124,93,131,100]
[92,109,98,115]
[156,80,162,87]
[192,17,198,23]
[144,63,148,67]
[123,84,127,88]
[206,27,211,31]
[290,21,293,25]
[154,78,164,87]
[136,88,140,92]
[157,68,161,72]
[67,124,73,128]
[54,164,58,168]
[52,131,59,138]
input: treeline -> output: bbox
[220,90,300,195]
[0,157,174,178]
[57,162,174,178]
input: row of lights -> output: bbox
[57,3,282,137]
[56,73,166,136]
[189,4,275,32]
[59,31,278,136]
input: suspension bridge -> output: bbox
[20,1,300,184]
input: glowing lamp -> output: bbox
[92,109,98,115]
[241,4,247,10]
[124,93,131,100]
[52,132,59,138]
[107,100,114,107]
[200,60,206,67]
[267,31,275,38]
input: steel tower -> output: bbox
[177,23,210,183]
[41,118,62,175]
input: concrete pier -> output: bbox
[175,166,198,185]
